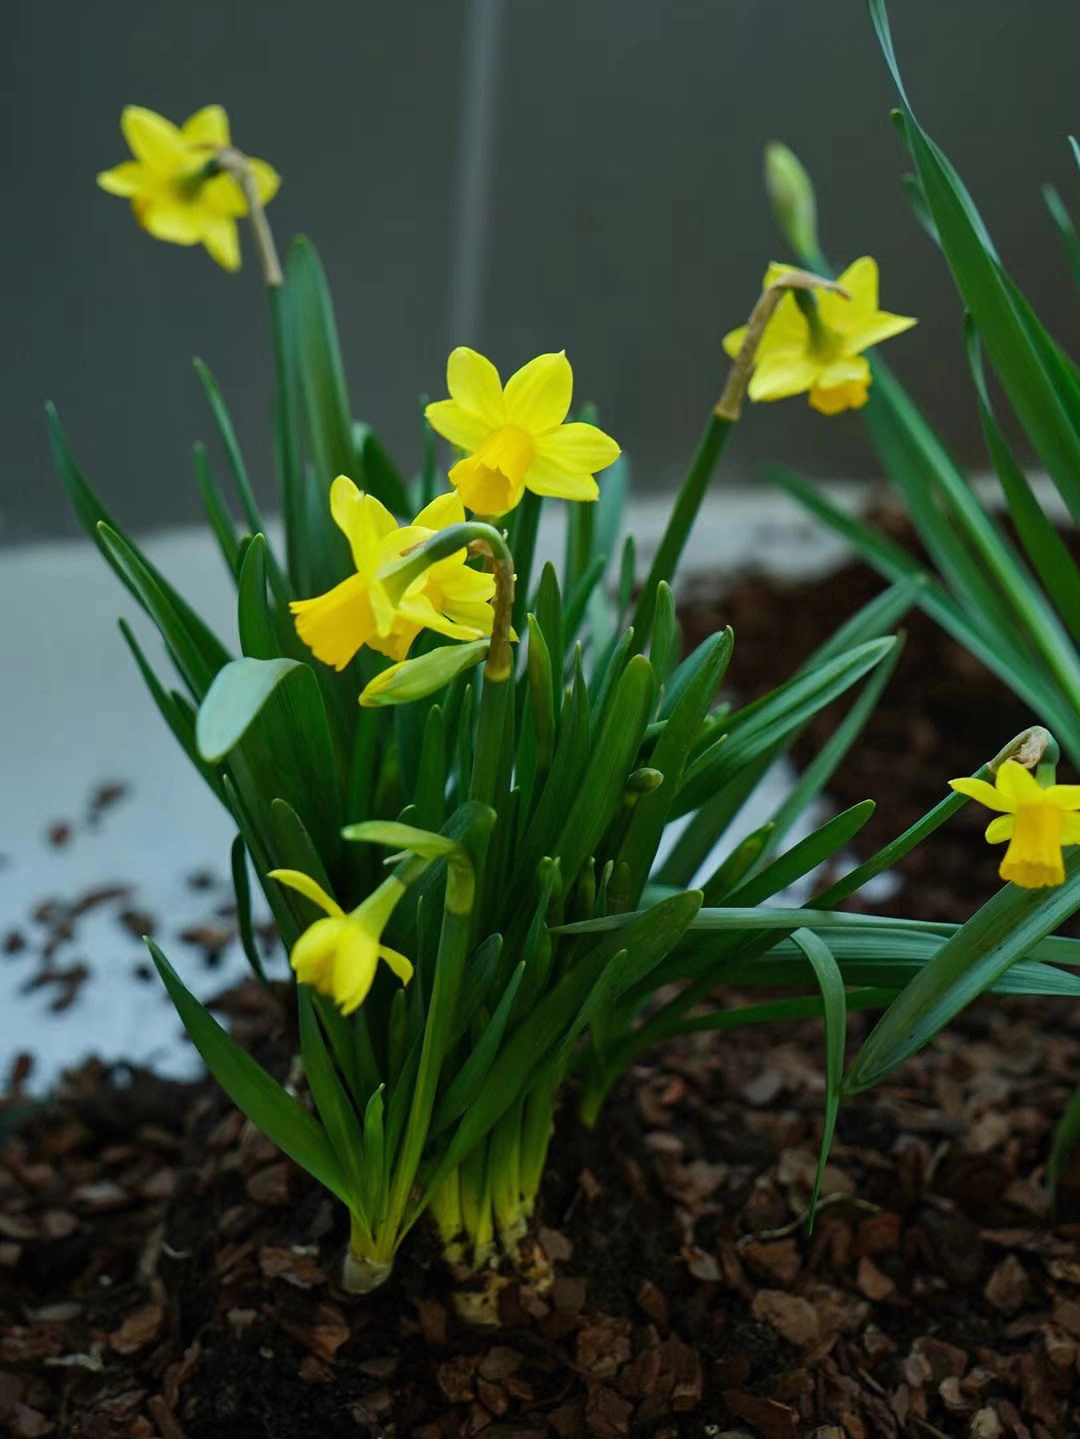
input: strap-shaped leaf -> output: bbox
[148,941,352,1207]
[866,0,1080,523]
[844,854,1080,1093]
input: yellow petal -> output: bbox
[248,157,281,205]
[97,161,145,196]
[268,868,346,917]
[424,398,492,452]
[137,200,204,245]
[842,310,917,352]
[533,422,620,475]
[121,106,186,167]
[995,759,1044,806]
[948,775,1016,812]
[333,929,381,1014]
[984,815,1014,843]
[199,172,249,217]
[829,256,879,319]
[291,574,375,670]
[446,348,506,428]
[1042,783,1080,811]
[413,490,467,531]
[747,354,824,402]
[378,945,414,984]
[524,462,599,502]
[181,105,231,148]
[200,215,241,271]
[1061,813,1080,844]
[503,352,573,433]
[290,916,345,990]
[722,325,747,359]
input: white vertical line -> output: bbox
[448,0,507,346]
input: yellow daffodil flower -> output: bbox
[425,348,621,515]
[949,759,1080,888]
[290,478,496,671]
[97,105,279,271]
[269,869,413,1014]
[722,257,915,414]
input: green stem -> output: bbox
[629,412,734,651]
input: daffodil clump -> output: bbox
[55,69,1080,1294]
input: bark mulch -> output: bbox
[4,525,1080,1437]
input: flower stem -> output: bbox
[214,146,283,287]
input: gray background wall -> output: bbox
[5,0,1080,543]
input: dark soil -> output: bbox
[5,525,1080,1438]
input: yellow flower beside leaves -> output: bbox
[269,869,412,1014]
[291,478,496,670]
[98,105,279,271]
[722,257,915,414]
[949,759,1080,888]
[425,348,620,515]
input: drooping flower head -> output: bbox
[949,758,1080,888]
[290,477,496,671]
[722,257,915,414]
[269,869,413,1014]
[425,348,621,515]
[98,105,279,270]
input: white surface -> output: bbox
[0,487,866,1094]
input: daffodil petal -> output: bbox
[268,868,346,917]
[290,916,345,990]
[524,462,599,502]
[378,945,414,984]
[830,256,880,317]
[200,215,241,271]
[424,399,491,452]
[121,106,187,165]
[503,352,573,433]
[1061,814,1080,844]
[995,759,1044,805]
[722,325,747,359]
[248,157,281,205]
[180,105,231,148]
[446,348,506,428]
[136,200,205,245]
[1042,784,1080,809]
[97,161,145,196]
[985,815,1014,843]
[413,490,466,531]
[747,355,824,402]
[948,776,1015,812]
[334,931,380,1014]
[533,422,620,475]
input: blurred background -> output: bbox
[4,0,1080,542]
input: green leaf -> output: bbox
[148,941,352,1206]
[618,630,733,905]
[192,442,241,577]
[790,929,846,1224]
[725,802,875,908]
[867,0,1080,523]
[97,524,227,699]
[553,655,656,888]
[845,853,1080,1093]
[237,535,277,660]
[431,962,526,1134]
[230,835,269,984]
[674,639,894,815]
[297,985,369,1217]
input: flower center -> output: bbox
[449,426,535,515]
[1001,801,1064,886]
